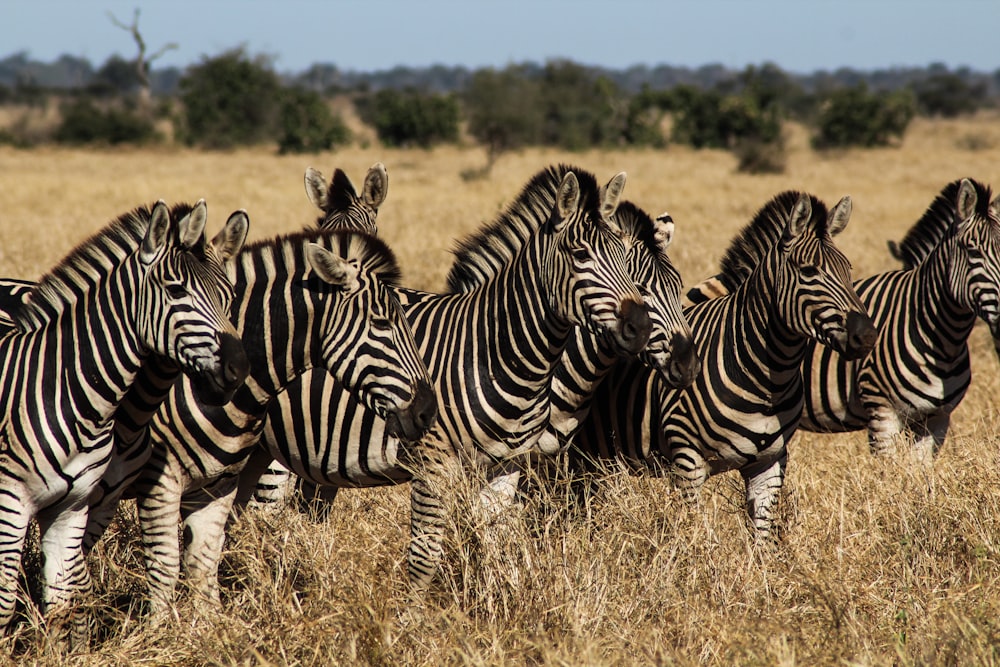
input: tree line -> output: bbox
[1,48,997,175]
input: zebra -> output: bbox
[228,166,662,590]
[572,191,877,540]
[0,199,248,639]
[250,164,702,513]
[799,178,1000,460]
[82,226,437,613]
[303,162,387,234]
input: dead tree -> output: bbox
[108,8,178,111]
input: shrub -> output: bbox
[812,84,915,149]
[277,87,350,154]
[463,66,543,163]
[355,88,459,148]
[54,97,157,145]
[178,48,282,149]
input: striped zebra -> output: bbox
[250,164,701,512]
[303,162,387,233]
[231,166,662,589]
[90,226,436,613]
[799,178,1000,460]
[572,192,877,540]
[0,200,248,639]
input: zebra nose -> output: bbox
[410,380,438,433]
[668,332,701,389]
[219,332,249,387]
[619,299,652,354]
[846,311,877,358]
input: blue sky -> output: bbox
[4,0,998,74]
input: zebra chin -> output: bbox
[382,379,439,442]
[186,332,250,406]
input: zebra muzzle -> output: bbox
[385,379,438,442]
[842,311,877,360]
[664,332,701,389]
[189,332,249,406]
[615,298,652,355]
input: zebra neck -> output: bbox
[912,250,979,344]
[547,328,620,438]
[728,279,807,376]
[42,269,147,428]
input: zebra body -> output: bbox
[0,200,247,638]
[249,165,701,512]
[800,178,1000,458]
[573,192,876,539]
[239,166,661,588]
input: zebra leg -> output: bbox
[233,447,285,510]
[670,443,709,505]
[407,439,462,588]
[866,401,906,457]
[912,412,950,462]
[0,500,30,632]
[296,478,339,522]
[37,505,94,648]
[136,466,186,616]
[180,477,239,608]
[741,455,787,542]
[479,459,522,515]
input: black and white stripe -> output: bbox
[0,200,247,639]
[800,178,1000,459]
[573,192,876,540]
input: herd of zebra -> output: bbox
[0,160,997,648]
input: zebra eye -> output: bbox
[165,284,188,299]
[571,247,592,263]
[967,246,984,260]
[799,265,820,278]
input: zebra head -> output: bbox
[303,231,436,442]
[305,163,388,234]
[137,200,249,406]
[544,171,653,356]
[611,205,700,389]
[947,179,1000,336]
[773,193,877,360]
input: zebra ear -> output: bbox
[140,200,171,265]
[177,199,209,250]
[304,167,329,211]
[826,195,852,237]
[212,210,249,262]
[553,172,581,232]
[990,194,1000,222]
[362,162,389,210]
[306,243,361,293]
[956,178,978,225]
[599,172,627,225]
[653,212,675,251]
[781,194,812,248]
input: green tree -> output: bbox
[54,97,157,145]
[277,87,350,154]
[463,66,543,171]
[812,84,915,149]
[537,60,623,150]
[178,49,283,149]
[911,72,988,118]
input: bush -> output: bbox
[911,72,988,118]
[355,88,459,148]
[277,87,350,154]
[812,84,915,149]
[54,97,157,145]
[536,61,624,150]
[178,49,282,149]
[463,66,543,162]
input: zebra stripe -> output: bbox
[0,200,247,640]
[237,166,655,589]
[800,178,1000,459]
[572,192,876,540]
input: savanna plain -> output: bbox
[0,115,999,666]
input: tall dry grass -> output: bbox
[0,115,998,665]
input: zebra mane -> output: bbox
[445,164,625,293]
[244,228,402,288]
[716,191,829,291]
[13,202,200,329]
[325,169,359,217]
[889,178,993,269]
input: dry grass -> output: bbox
[0,115,999,665]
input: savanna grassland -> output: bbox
[0,114,999,666]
